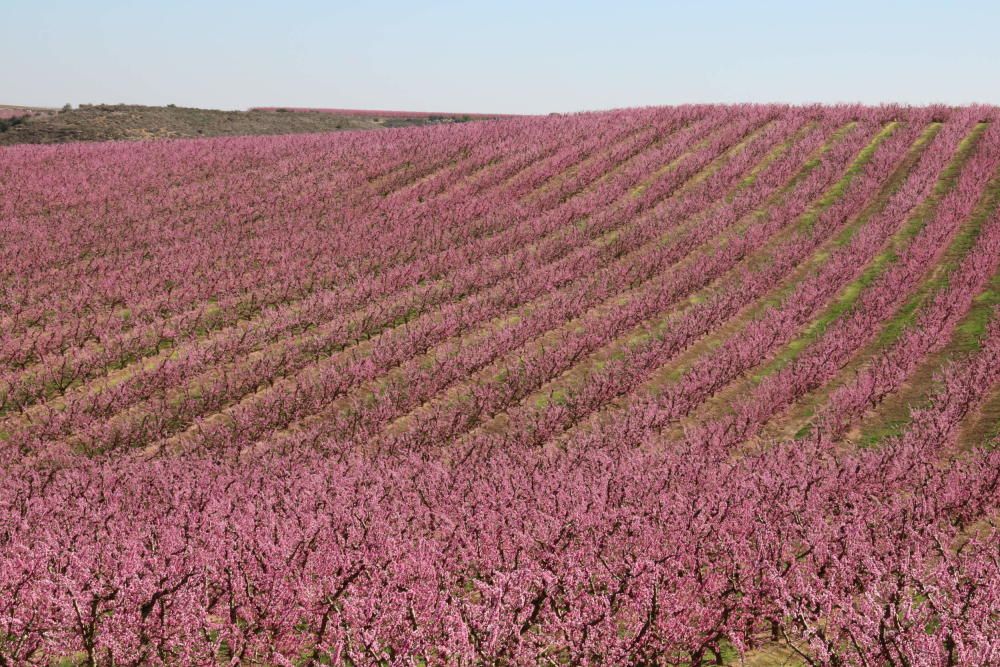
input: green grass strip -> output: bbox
[746,123,988,384]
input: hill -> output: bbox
[0,105,998,665]
[0,103,486,145]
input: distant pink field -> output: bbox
[0,108,34,119]
[250,105,516,118]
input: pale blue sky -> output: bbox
[3,0,998,113]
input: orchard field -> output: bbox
[1,105,998,665]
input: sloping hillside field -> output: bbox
[1,105,999,665]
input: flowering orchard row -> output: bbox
[1,105,998,665]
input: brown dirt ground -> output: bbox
[0,104,492,146]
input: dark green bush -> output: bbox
[0,115,26,132]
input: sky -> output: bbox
[3,0,999,114]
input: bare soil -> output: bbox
[0,104,487,146]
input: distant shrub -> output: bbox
[0,115,26,132]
